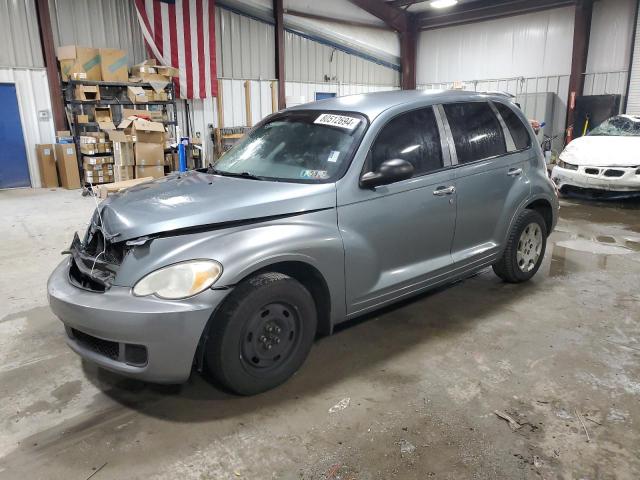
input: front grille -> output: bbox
[71,328,119,361]
[604,169,624,177]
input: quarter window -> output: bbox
[494,102,531,150]
[369,107,443,178]
[443,102,507,163]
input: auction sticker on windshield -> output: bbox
[300,170,329,179]
[314,114,361,130]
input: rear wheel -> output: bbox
[205,272,317,395]
[493,209,547,283]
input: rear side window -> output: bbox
[370,107,443,178]
[443,102,506,164]
[495,102,531,150]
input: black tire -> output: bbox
[493,209,547,283]
[205,272,317,395]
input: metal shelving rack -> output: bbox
[62,79,178,185]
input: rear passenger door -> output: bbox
[440,101,532,267]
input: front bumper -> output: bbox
[47,259,230,383]
[551,165,640,193]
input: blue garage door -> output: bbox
[0,83,31,188]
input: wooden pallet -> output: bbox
[98,177,154,199]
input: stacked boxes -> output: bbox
[118,117,166,179]
[80,134,114,184]
[108,130,135,182]
[56,46,101,81]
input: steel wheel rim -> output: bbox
[516,223,542,273]
[240,301,301,373]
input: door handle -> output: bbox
[507,167,523,177]
[433,185,456,196]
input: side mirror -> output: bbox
[360,158,414,188]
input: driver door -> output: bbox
[337,106,457,316]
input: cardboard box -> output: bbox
[113,165,135,182]
[97,142,112,153]
[54,144,81,189]
[56,130,74,143]
[153,91,168,101]
[135,165,164,179]
[82,156,113,166]
[108,130,135,166]
[80,143,98,155]
[36,144,59,188]
[135,142,165,165]
[99,48,128,82]
[84,174,114,184]
[56,45,101,81]
[94,107,115,130]
[127,86,149,103]
[77,114,90,124]
[122,108,163,122]
[84,162,114,172]
[75,85,100,101]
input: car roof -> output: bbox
[288,89,516,121]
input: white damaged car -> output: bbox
[551,115,640,198]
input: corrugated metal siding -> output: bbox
[0,68,56,188]
[215,6,399,86]
[49,0,146,64]
[216,7,276,79]
[586,0,636,75]
[627,6,640,114]
[285,31,399,86]
[0,0,43,68]
[417,7,575,84]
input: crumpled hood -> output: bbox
[98,171,336,241]
[560,135,640,167]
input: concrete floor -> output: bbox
[1,187,639,480]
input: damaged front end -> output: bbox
[67,216,128,292]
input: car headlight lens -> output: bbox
[133,260,223,299]
[557,160,578,171]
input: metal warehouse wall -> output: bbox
[216,6,400,86]
[417,7,575,84]
[0,0,43,68]
[585,0,637,96]
[48,0,146,64]
[627,3,640,114]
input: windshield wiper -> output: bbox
[207,167,264,181]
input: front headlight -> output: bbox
[557,160,578,171]
[133,260,223,299]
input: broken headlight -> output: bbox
[133,260,223,299]
[557,160,578,171]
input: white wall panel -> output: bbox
[0,68,56,188]
[627,3,640,114]
[49,0,146,64]
[586,0,636,74]
[417,7,575,84]
[0,0,43,68]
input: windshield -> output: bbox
[587,115,640,137]
[212,110,367,183]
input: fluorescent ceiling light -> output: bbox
[431,0,459,8]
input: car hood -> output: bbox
[559,135,640,167]
[98,171,336,242]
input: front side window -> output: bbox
[213,110,367,183]
[444,102,507,164]
[494,102,531,150]
[369,107,443,177]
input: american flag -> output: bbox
[134,0,218,99]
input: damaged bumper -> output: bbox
[551,165,640,197]
[47,259,230,383]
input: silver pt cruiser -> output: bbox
[48,90,558,395]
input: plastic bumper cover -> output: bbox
[47,259,230,383]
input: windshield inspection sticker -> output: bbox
[327,151,340,163]
[300,170,329,179]
[314,113,361,130]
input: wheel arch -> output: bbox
[524,198,553,235]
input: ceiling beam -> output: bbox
[348,0,409,32]
[418,0,576,30]
[388,0,429,7]
[283,9,391,31]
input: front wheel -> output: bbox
[493,209,547,283]
[205,272,317,395]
